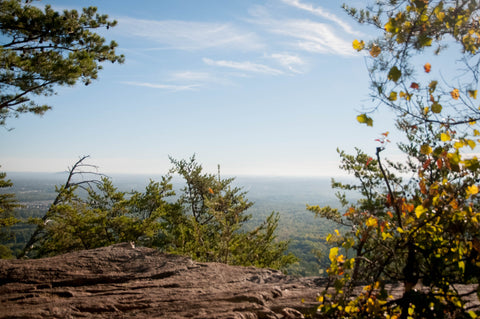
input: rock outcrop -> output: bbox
[0,243,323,318]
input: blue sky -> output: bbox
[1,0,401,176]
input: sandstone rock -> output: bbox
[0,244,322,318]
[2,244,478,318]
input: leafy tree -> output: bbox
[312,0,480,317]
[349,0,480,127]
[31,177,173,257]
[18,155,104,258]
[169,155,297,270]
[19,157,176,257]
[0,0,124,126]
[0,168,20,258]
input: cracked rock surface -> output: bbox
[0,244,322,318]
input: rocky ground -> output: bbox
[0,243,324,318]
[1,243,478,318]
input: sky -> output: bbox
[1,0,402,177]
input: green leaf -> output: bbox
[387,66,402,82]
[431,102,442,114]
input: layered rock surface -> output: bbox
[0,243,323,318]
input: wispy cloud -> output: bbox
[267,20,354,56]
[170,71,213,82]
[170,71,233,86]
[203,58,283,75]
[269,53,306,73]
[280,0,359,36]
[116,17,264,51]
[247,6,354,56]
[122,81,200,92]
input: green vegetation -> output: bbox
[1,172,337,275]
[313,0,480,317]
[7,156,296,271]
[0,168,20,258]
[0,0,124,126]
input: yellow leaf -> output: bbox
[356,114,373,126]
[326,233,332,242]
[408,306,415,316]
[366,217,378,227]
[334,229,340,236]
[436,11,445,21]
[451,88,460,100]
[440,132,451,141]
[420,144,432,155]
[329,247,339,262]
[454,141,464,149]
[384,19,396,33]
[467,185,479,196]
[352,39,365,51]
[467,139,476,149]
[474,129,480,136]
[337,254,345,263]
[448,152,461,164]
[415,205,428,218]
[468,90,478,99]
[370,45,381,57]
[389,91,398,101]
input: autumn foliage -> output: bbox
[312,0,480,317]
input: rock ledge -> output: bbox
[0,244,322,318]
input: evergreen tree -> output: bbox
[168,155,297,270]
[0,0,124,126]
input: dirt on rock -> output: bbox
[0,243,323,318]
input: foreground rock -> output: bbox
[0,244,323,318]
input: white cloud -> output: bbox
[269,53,306,73]
[170,71,210,81]
[247,7,354,57]
[280,0,359,36]
[116,17,264,51]
[269,19,354,56]
[169,71,233,87]
[121,81,200,91]
[203,58,283,75]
